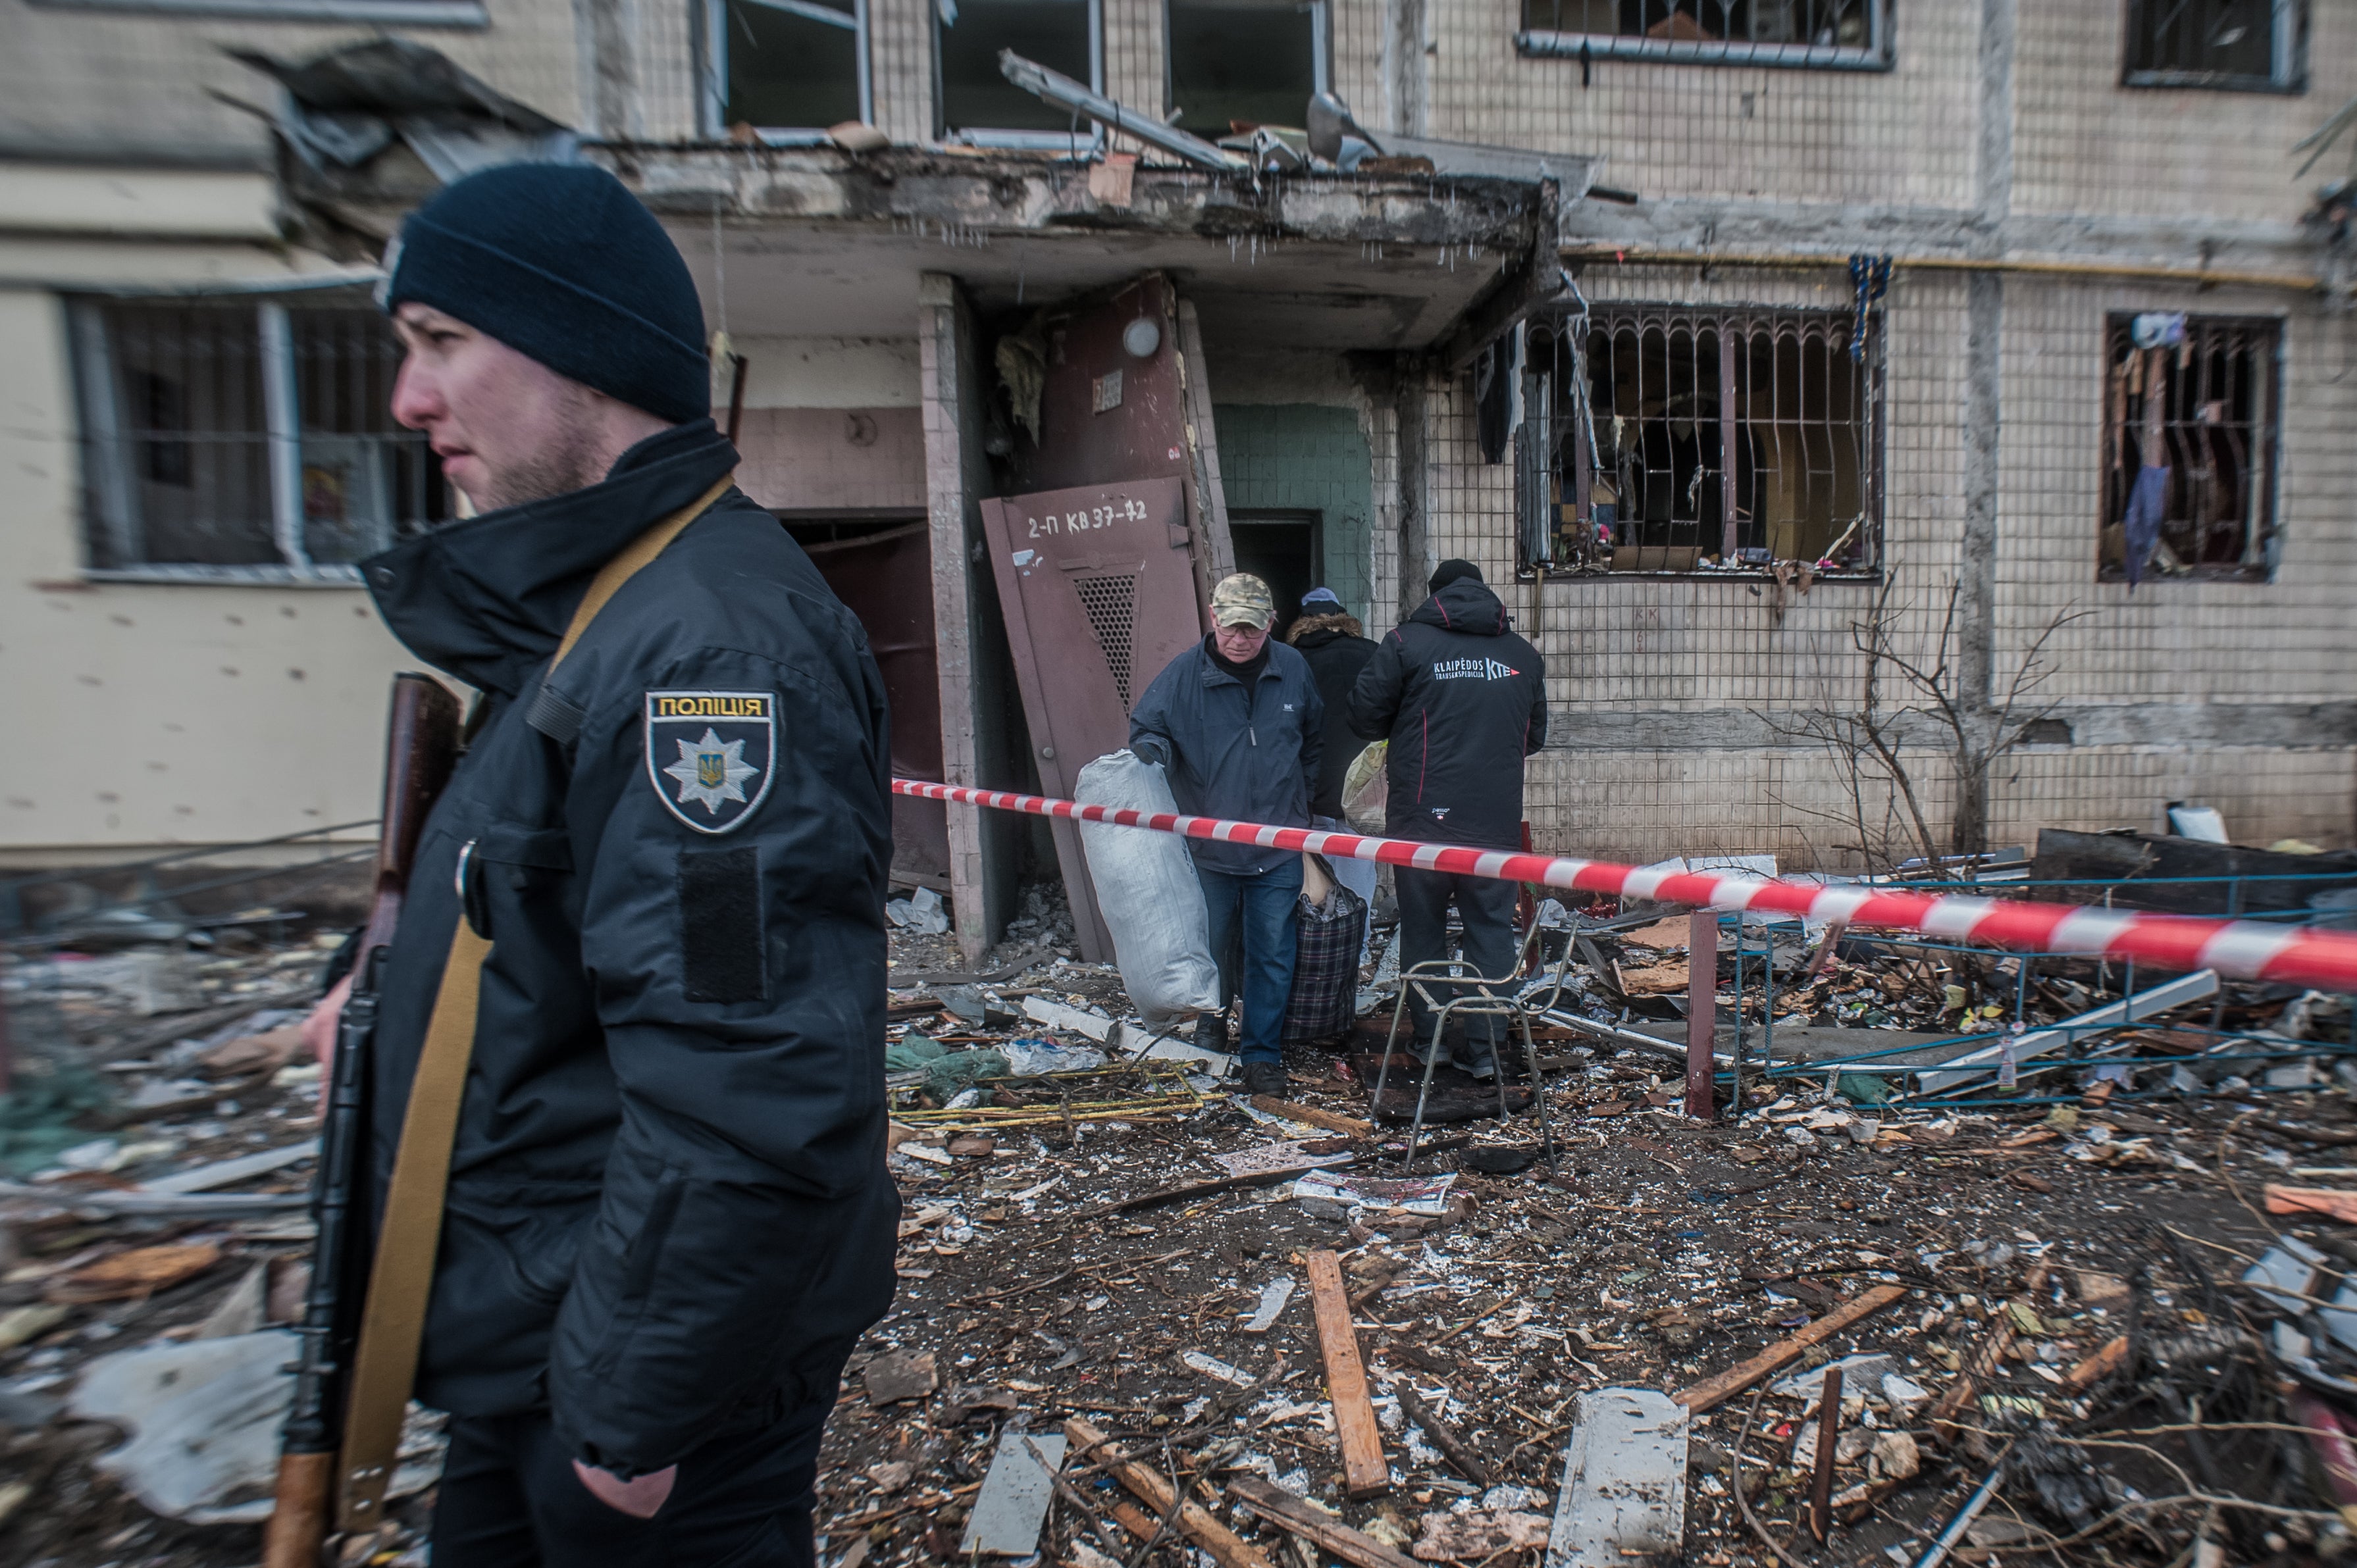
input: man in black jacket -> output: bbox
[1349,560,1547,1077]
[299,163,896,1565]
[1287,588,1381,941]
[1129,573,1322,1096]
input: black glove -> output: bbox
[1131,738,1169,769]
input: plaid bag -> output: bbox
[1283,860,1366,1044]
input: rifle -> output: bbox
[263,673,461,1567]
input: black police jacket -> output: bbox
[359,418,898,1478]
[1347,580,1548,851]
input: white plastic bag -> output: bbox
[1341,742,1389,834]
[1076,750,1222,1030]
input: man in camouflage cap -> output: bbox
[1128,574,1324,1096]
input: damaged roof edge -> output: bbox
[596,146,1550,251]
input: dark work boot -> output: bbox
[1453,1038,1501,1081]
[1240,1060,1289,1098]
[1193,1012,1230,1056]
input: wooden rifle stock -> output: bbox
[264,674,460,1568]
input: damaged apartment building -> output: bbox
[6,0,2357,957]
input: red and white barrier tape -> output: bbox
[891,778,2357,994]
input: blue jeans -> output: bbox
[1197,857,1304,1065]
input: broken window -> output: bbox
[712,0,868,138]
[937,0,1100,142]
[1515,0,1888,69]
[2100,314,2278,582]
[2123,0,2304,91]
[68,293,450,580]
[1519,305,1882,576]
[1166,0,1325,136]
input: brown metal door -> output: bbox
[792,520,950,889]
[980,476,1203,960]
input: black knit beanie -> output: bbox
[381,163,710,424]
[1429,558,1484,592]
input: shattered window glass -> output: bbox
[1166,0,1320,138]
[938,0,1097,138]
[718,0,864,134]
[2123,0,2302,91]
[1515,0,1883,65]
[1522,305,1882,577]
[70,297,449,578]
[2100,315,2279,583]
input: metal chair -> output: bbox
[1373,917,1559,1168]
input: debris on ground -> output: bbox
[6,860,2357,1566]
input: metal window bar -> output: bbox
[1526,305,1880,575]
[1516,0,1886,70]
[2101,315,2278,581]
[2123,0,2302,89]
[71,296,445,578]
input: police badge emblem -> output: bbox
[644,691,777,833]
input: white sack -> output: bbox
[1076,750,1222,1029]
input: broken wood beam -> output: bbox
[1251,1096,1374,1138]
[1226,1477,1419,1568]
[1305,1250,1390,1499]
[1064,1160,1355,1222]
[1807,1365,1842,1543]
[2060,1334,2131,1395]
[1929,1316,2017,1442]
[1671,1284,1906,1414]
[1062,1417,1276,1568]
[1396,1384,1493,1488]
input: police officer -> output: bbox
[300,163,897,1566]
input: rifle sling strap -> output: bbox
[334,473,735,1530]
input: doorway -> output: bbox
[781,515,951,890]
[1227,509,1322,642]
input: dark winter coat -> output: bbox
[1347,579,1548,850]
[360,418,898,1479]
[1127,636,1323,876]
[1288,613,1379,819]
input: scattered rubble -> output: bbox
[3,871,2357,1566]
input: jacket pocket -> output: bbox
[445,1177,601,1309]
[455,821,576,941]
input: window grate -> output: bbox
[1516,0,1887,70]
[1071,570,1141,710]
[1524,305,1881,576]
[2100,314,2279,582]
[2123,0,2303,92]
[71,295,450,578]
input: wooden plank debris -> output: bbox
[1066,1161,1354,1221]
[2060,1334,2131,1395]
[1807,1365,1843,1542]
[1545,1388,1687,1568]
[1063,1417,1276,1568]
[1305,1249,1389,1499]
[2266,1184,2357,1223]
[1396,1385,1493,1487]
[960,1430,1065,1556]
[1671,1284,1906,1413]
[1226,1477,1420,1568]
[1250,1097,1374,1137]
[1929,1317,2017,1440]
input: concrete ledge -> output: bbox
[1541,701,2357,752]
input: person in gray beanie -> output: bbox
[298,161,898,1567]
